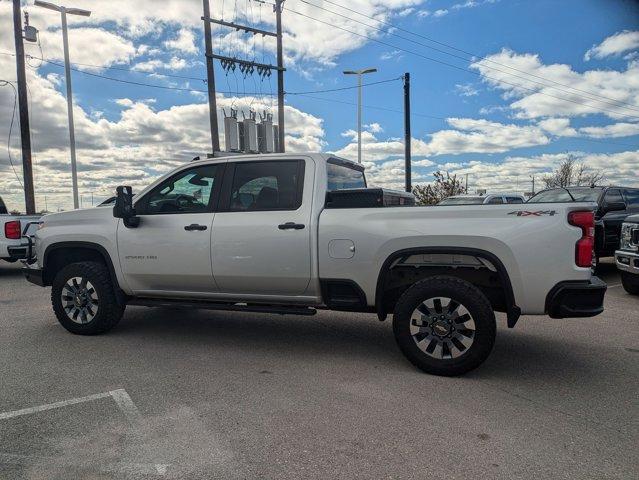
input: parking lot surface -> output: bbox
[0,260,637,479]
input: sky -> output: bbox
[0,0,638,211]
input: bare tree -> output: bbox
[412,171,466,205]
[542,154,605,188]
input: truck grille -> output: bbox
[633,228,639,245]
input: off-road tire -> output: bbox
[51,261,124,335]
[393,276,496,376]
[621,271,639,295]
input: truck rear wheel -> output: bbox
[621,272,639,295]
[393,276,496,376]
[51,261,124,335]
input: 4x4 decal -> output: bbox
[508,210,556,216]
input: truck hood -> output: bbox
[41,206,115,226]
[625,214,639,224]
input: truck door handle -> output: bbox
[278,222,305,230]
[184,224,207,231]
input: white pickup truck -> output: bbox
[1,195,40,263]
[22,153,606,375]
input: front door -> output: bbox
[211,159,313,296]
[117,162,224,295]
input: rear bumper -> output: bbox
[22,266,45,287]
[545,277,606,319]
[615,250,639,274]
[5,246,28,261]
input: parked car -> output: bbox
[1,195,41,263]
[615,214,639,295]
[22,153,605,376]
[527,186,639,266]
[438,193,526,205]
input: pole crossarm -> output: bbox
[206,53,286,72]
[201,17,277,37]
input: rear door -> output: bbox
[211,158,313,296]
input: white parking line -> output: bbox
[0,391,112,420]
[0,389,169,475]
[607,283,622,288]
[0,452,169,476]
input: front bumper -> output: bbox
[615,249,639,274]
[545,276,606,319]
[22,266,45,287]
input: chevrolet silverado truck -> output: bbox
[22,153,606,376]
[615,214,639,295]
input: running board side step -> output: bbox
[128,298,317,316]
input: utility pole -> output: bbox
[403,72,411,193]
[202,0,286,153]
[202,0,220,153]
[465,173,469,193]
[275,0,285,152]
[344,67,377,163]
[35,1,91,210]
[12,0,36,214]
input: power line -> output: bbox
[285,7,639,120]
[287,76,402,95]
[310,0,639,114]
[0,79,24,187]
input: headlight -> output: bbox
[620,223,638,251]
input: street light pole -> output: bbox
[35,1,90,210]
[343,68,377,163]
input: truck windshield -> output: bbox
[438,197,485,205]
[528,188,602,203]
[327,159,366,190]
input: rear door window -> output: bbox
[227,160,304,212]
[604,189,624,205]
[487,196,504,204]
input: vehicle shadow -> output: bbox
[108,307,615,384]
[0,263,24,277]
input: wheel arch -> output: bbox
[375,246,521,327]
[42,242,125,303]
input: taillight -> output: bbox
[4,220,21,240]
[568,211,595,268]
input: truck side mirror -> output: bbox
[601,201,626,214]
[113,186,139,228]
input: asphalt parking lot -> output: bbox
[0,260,637,480]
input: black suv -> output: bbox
[527,186,639,263]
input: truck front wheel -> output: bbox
[393,276,496,376]
[51,261,124,335]
[621,272,639,295]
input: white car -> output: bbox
[0,195,41,263]
[22,153,605,376]
[438,193,526,205]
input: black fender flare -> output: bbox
[43,241,126,304]
[375,246,521,327]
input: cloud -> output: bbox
[132,57,189,72]
[585,30,639,61]
[471,49,639,120]
[443,151,639,193]
[578,122,639,138]
[455,83,479,97]
[164,28,197,54]
[38,27,136,69]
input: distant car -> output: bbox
[527,186,639,265]
[1,195,41,263]
[438,193,526,206]
[615,214,639,295]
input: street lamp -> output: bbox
[343,67,377,164]
[35,1,91,210]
